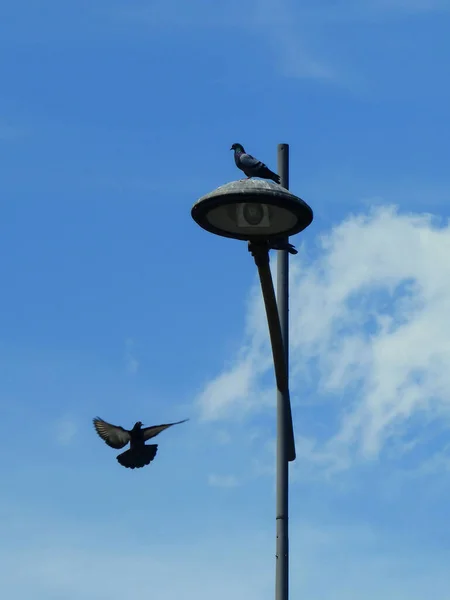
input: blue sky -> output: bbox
[1,1,450,598]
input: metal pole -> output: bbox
[275,143,292,600]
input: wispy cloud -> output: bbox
[293,0,450,21]
[0,511,272,600]
[253,0,337,82]
[251,0,449,85]
[197,358,262,421]
[2,508,450,600]
[54,416,78,446]
[197,205,450,473]
[114,0,338,83]
[216,430,232,444]
[359,0,450,17]
[124,338,139,375]
[208,473,239,488]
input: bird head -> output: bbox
[230,143,244,152]
[133,421,143,429]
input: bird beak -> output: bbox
[229,146,233,150]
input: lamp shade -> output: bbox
[191,179,313,242]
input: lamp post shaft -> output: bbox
[275,143,290,600]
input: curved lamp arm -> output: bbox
[248,241,296,462]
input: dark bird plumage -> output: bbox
[269,238,298,255]
[231,143,280,184]
[93,417,188,469]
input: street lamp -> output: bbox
[192,145,313,600]
[191,178,312,242]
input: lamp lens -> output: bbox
[243,203,264,226]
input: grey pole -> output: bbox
[275,143,293,600]
[191,146,313,600]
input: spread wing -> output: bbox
[142,419,189,441]
[93,417,131,449]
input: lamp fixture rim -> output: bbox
[191,185,313,241]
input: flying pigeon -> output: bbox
[269,238,298,255]
[93,417,188,469]
[231,143,280,184]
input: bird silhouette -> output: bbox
[93,417,188,469]
[231,143,280,184]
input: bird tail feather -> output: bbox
[260,166,280,184]
[117,444,158,469]
[270,171,281,184]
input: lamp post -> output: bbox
[191,145,313,600]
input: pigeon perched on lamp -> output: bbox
[231,143,280,184]
[93,417,188,469]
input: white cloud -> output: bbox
[197,205,450,471]
[197,358,261,421]
[124,338,139,375]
